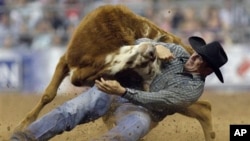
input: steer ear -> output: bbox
[155,35,173,43]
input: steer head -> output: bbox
[132,42,161,91]
[106,41,161,91]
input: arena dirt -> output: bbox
[1,91,249,141]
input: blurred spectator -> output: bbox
[231,0,249,27]
[178,7,202,44]
[63,0,83,25]
[201,5,224,43]
[2,34,16,48]
[0,0,4,5]
[203,6,222,33]
[18,23,33,48]
[0,0,249,49]
[10,0,43,30]
[153,8,173,33]
[30,18,54,50]
[0,0,6,15]
[51,34,63,47]
[220,0,250,43]
[170,6,184,31]
[0,10,19,48]
[62,22,76,44]
[219,0,233,31]
[43,8,66,31]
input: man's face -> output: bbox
[184,52,213,75]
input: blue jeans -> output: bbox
[12,86,154,141]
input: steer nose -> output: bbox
[146,44,156,60]
[138,42,156,60]
[148,46,155,59]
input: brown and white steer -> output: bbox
[15,5,215,141]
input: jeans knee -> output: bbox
[10,131,36,141]
[93,95,112,115]
[117,111,152,134]
[131,112,151,129]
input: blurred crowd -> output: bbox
[0,0,250,50]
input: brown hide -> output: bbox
[65,5,193,69]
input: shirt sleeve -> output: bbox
[123,78,204,112]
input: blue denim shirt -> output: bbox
[123,38,205,121]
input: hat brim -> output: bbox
[188,37,224,83]
[200,55,224,83]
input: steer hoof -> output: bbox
[210,131,216,139]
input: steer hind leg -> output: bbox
[177,101,215,141]
[14,55,69,132]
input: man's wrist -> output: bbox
[121,88,137,97]
[121,88,127,97]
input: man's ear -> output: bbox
[200,62,213,76]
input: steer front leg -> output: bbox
[177,101,216,141]
[14,56,69,132]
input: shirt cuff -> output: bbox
[122,88,136,100]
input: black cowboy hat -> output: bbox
[188,36,228,83]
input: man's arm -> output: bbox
[122,84,204,110]
[95,76,204,112]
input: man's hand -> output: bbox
[95,78,126,96]
[155,45,175,61]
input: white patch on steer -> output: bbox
[104,42,162,91]
[143,24,151,37]
[69,68,77,81]
[105,45,140,74]
[105,41,161,77]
